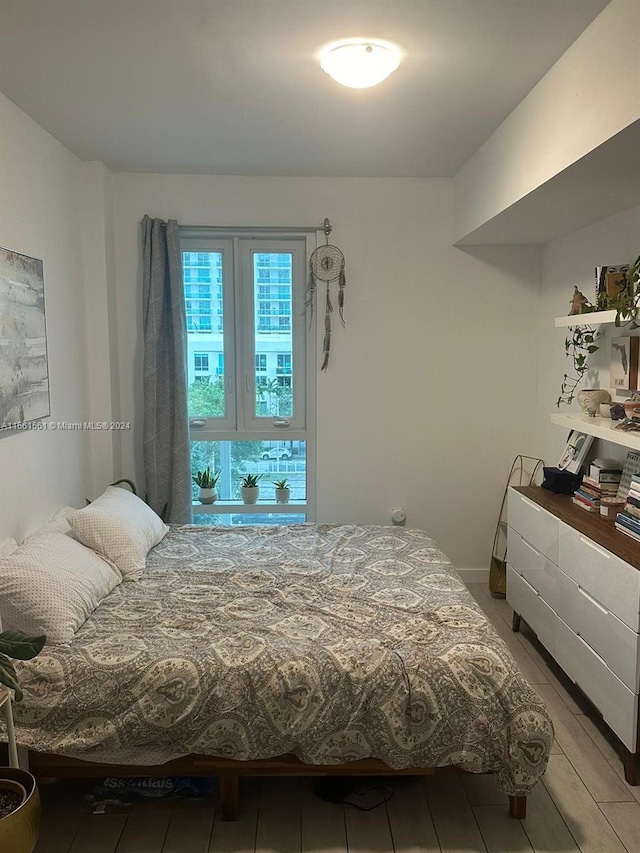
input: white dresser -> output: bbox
[507,486,640,784]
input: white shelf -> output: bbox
[551,412,640,452]
[193,501,307,515]
[554,310,618,328]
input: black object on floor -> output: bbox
[313,777,393,811]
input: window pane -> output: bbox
[184,251,225,417]
[191,440,306,502]
[253,253,293,418]
[193,513,307,526]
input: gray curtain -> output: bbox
[142,215,192,524]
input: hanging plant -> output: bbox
[613,253,640,328]
[557,325,601,407]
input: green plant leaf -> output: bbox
[0,631,46,660]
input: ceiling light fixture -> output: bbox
[320,39,401,89]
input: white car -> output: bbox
[261,448,291,460]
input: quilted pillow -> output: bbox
[68,486,168,580]
[0,529,121,643]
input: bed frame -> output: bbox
[27,750,527,819]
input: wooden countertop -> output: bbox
[513,486,640,572]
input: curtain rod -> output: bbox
[163,218,333,236]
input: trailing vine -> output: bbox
[557,252,640,407]
[557,325,600,407]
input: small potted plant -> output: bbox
[240,473,262,504]
[273,478,291,504]
[193,467,220,504]
[0,629,46,853]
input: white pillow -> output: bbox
[68,486,168,580]
[46,505,79,536]
[0,529,121,644]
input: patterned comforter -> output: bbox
[12,524,553,795]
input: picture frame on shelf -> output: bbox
[611,336,639,393]
[557,430,594,474]
[595,263,631,304]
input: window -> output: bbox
[194,353,209,373]
[181,231,316,524]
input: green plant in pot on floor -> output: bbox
[0,629,46,853]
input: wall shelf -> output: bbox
[551,412,640,452]
[554,310,618,328]
[193,501,307,515]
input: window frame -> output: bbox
[180,228,317,522]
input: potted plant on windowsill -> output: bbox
[273,478,291,504]
[0,629,46,853]
[193,467,220,504]
[240,473,262,504]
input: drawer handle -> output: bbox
[578,536,611,559]
[578,586,609,615]
[575,631,608,667]
[519,573,540,596]
[521,497,542,512]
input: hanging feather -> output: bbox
[321,308,331,372]
[304,267,316,329]
[338,265,346,327]
[325,281,333,315]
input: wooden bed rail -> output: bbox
[28,751,527,820]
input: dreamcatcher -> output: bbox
[306,218,346,371]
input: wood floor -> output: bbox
[33,581,640,853]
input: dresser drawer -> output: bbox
[558,522,640,632]
[508,489,559,565]
[506,565,555,655]
[555,617,638,752]
[507,529,559,610]
[556,569,640,692]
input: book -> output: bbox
[616,510,640,532]
[592,457,624,471]
[573,488,600,506]
[577,485,601,500]
[615,522,640,542]
[624,503,640,520]
[627,494,640,510]
[617,450,640,500]
[572,497,598,512]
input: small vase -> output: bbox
[241,486,259,504]
[198,487,217,504]
[275,488,290,504]
[577,388,611,417]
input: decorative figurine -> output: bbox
[569,286,589,315]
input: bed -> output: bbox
[10,522,554,819]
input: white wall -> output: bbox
[454,0,640,243]
[0,93,95,540]
[112,174,542,568]
[533,204,640,467]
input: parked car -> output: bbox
[261,448,291,460]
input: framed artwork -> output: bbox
[557,430,594,474]
[0,247,50,429]
[611,336,639,392]
[595,264,630,302]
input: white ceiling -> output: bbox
[0,0,609,177]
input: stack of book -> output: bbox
[615,474,640,541]
[572,459,623,513]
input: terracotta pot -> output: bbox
[0,768,40,853]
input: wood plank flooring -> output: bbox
[33,582,640,853]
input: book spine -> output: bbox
[614,523,640,542]
[572,496,598,511]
